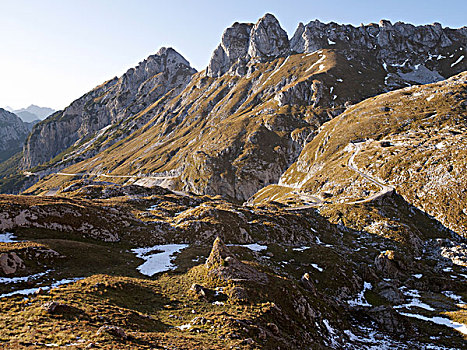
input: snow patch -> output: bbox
[451,55,464,67]
[0,232,17,243]
[0,277,83,298]
[348,282,372,306]
[293,246,310,252]
[132,244,188,276]
[399,312,467,335]
[0,271,49,284]
[327,38,336,45]
[311,263,324,272]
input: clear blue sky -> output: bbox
[0,0,465,110]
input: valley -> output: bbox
[0,12,466,350]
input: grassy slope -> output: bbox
[254,72,467,237]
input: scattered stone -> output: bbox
[96,325,128,339]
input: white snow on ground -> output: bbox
[413,274,423,279]
[311,263,324,272]
[132,244,189,276]
[306,55,326,72]
[348,282,372,306]
[228,243,267,252]
[293,246,310,252]
[451,55,464,67]
[323,319,339,347]
[0,277,83,298]
[442,291,465,304]
[343,325,454,350]
[399,312,467,335]
[240,243,267,252]
[176,324,192,331]
[0,232,17,243]
[0,271,50,284]
[328,38,336,45]
[426,94,436,102]
[336,78,343,82]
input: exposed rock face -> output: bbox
[207,13,289,77]
[206,22,253,77]
[290,19,467,84]
[14,16,467,205]
[205,237,268,283]
[0,108,29,162]
[0,252,25,275]
[22,47,197,168]
[374,250,408,279]
[247,13,290,59]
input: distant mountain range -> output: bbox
[4,105,55,123]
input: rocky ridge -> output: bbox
[22,47,196,168]
[0,108,29,162]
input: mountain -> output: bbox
[13,105,55,122]
[0,14,466,349]
[22,47,196,169]
[0,108,29,162]
[20,15,467,202]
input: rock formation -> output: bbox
[0,108,29,162]
[22,47,197,168]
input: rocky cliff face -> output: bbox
[22,47,196,168]
[291,19,467,85]
[0,108,29,162]
[207,13,289,77]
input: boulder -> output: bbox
[0,252,25,275]
[374,250,408,279]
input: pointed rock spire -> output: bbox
[247,13,290,58]
[206,13,290,77]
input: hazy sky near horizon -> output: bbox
[1,0,466,110]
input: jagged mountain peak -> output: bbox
[22,47,197,169]
[207,13,289,77]
[247,13,290,58]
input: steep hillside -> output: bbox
[19,15,467,201]
[253,72,467,238]
[0,108,29,163]
[22,47,196,169]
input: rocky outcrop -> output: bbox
[0,252,25,275]
[247,13,290,59]
[207,13,289,77]
[22,47,197,168]
[206,22,253,77]
[374,250,408,279]
[290,19,467,82]
[0,108,29,162]
[205,237,268,283]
